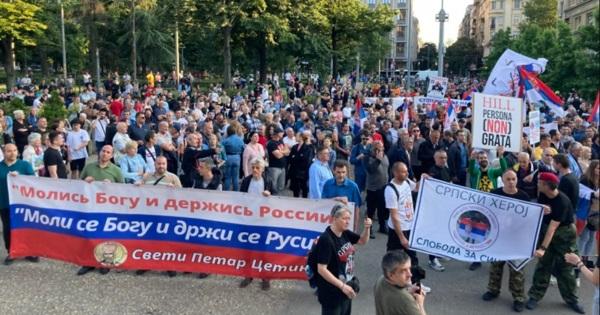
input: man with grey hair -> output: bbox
[567,141,583,179]
[374,250,427,315]
[111,122,131,166]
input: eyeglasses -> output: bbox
[361,137,369,140]
[412,129,420,133]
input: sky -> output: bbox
[413,0,472,46]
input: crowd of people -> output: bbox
[0,70,598,315]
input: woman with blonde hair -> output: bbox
[22,133,45,176]
[119,141,147,184]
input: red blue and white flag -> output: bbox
[444,97,457,130]
[588,91,599,123]
[518,66,565,117]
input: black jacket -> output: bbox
[192,168,223,190]
[288,143,314,180]
[447,141,467,178]
[418,139,443,173]
[387,143,413,179]
[239,174,276,195]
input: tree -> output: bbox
[417,42,438,70]
[195,0,267,88]
[39,91,68,127]
[575,7,600,100]
[0,0,46,89]
[523,0,558,28]
[445,38,482,76]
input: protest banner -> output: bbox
[414,96,470,109]
[528,110,541,145]
[426,76,448,98]
[364,97,406,111]
[410,177,544,271]
[7,176,351,280]
[472,93,523,153]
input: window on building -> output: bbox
[492,0,505,9]
[396,43,405,57]
[514,0,521,9]
[491,17,496,29]
[513,15,520,25]
[587,12,594,25]
[382,0,391,4]
[575,15,581,28]
[368,0,376,6]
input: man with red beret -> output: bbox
[526,172,584,314]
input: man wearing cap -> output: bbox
[526,172,584,314]
[266,126,290,193]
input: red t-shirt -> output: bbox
[110,100,124,118]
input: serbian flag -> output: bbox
[462,88,477,100]
[402,102,410,129]
[355,96,367,119]
[518,66,565,117]
[588,91,599,123]
[444,97,456,130]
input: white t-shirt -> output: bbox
[385,180,414,231]
[247,178,264,195]
[93,119,109,142]
[66,129,90,160]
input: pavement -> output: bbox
[0,223,596,315]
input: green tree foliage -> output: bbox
[39,91,68,127]
[523,0,558,29]
[445,38,482,76]
[575,7,600,100]
[417,43,438,70]
[0,0,46,89]
[0,98,29,118]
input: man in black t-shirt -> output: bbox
[553,154,579,210]
[43,131,68,179]
[266,127,290,193]
[526,172,584,314]
[482,170,530,312]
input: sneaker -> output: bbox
[3,256,14,266]
[240,277,253,288]
[420,283,432,294]
[76,266,95,276]
[482,291,499,301]
[469,262,482,271]
[428,258,445,272]
[25,256,39,263]
[261,279,271,291]
[135,270,148,276]
[513,301,525,312]
[197,273,210,279]
[526,298,538,310]
[566,302,585,314]
[550,275,557,286]
[576,278,580,287]
[98,268,110,275]
[166,271,176,277]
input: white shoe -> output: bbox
[576,278,580,287]
[420,283,432,294]
[550,276,557,286]
[428,258,446,272]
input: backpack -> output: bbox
[305,236,320,288]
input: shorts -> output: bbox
[70,158,86,171]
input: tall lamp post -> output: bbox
[406,0,413,90]
[436,0,448,77]
[132,0,137,83]
[59,0,67,82]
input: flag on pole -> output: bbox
[402,102,410,129]
[518,66,566,117]
[444,97,456,131]
[355,96,367,119]
[588,90,599,123]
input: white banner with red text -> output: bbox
[410,178,544,270]
[7,176,352,279]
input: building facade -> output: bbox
[460,0,525,56]
[559,0,599,30]
[365,0,419,72]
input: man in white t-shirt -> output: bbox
[66,120,90,179]
[385,161,431,292]
[92,109,109,153]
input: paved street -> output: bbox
[0,224,595,315]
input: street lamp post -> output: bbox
[132,0,137,84]
[59,0,67,82]
[436,0,448,77]
[406,0,413,90]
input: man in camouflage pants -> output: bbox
[481,170,530,312]
[526,172,584,314]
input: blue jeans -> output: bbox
[224,155,241,191]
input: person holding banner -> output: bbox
[467,146,508,270]
[482,169,531,312]
[239,157,275,290]
[385,162,430,293]
[0,144,35,265]
[314,203,372,315]
[77,145,124,276]
[526,172,584,314]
